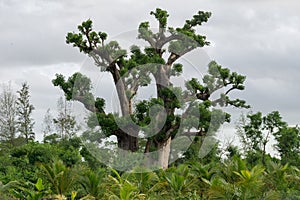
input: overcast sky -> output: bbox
[1,0,299,144]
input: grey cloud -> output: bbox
[1,0,299,139]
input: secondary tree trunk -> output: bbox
[110,67,140,152]
[117,133,139,152]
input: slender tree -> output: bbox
[42,108,54,139]
[53,8,248,168]
[16,82,35,143]
[53,97,78,139]
[0,83,17,146]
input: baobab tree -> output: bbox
[53,8,248,169]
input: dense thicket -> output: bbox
[0,136,300,199]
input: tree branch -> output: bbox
[225,85,237,95]
[156,34,181,49]
[167,46,195,66]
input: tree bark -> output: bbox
[157,137,171,169]
[109,65,130,116]
[149,64,173,168]
[143,138,171,169]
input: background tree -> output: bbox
[53,97,78,139]
[274,126,300,167]
[237,111,287,165]
[53,8,248,169]
[16,82,35,143]
[42,108,54,139]
[0,83,18,146]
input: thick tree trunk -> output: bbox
[152,64,173,168]
[143,138,171,169]
[157,137,171,169]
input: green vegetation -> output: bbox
[0,138,300,199]
[0,8,299,199]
